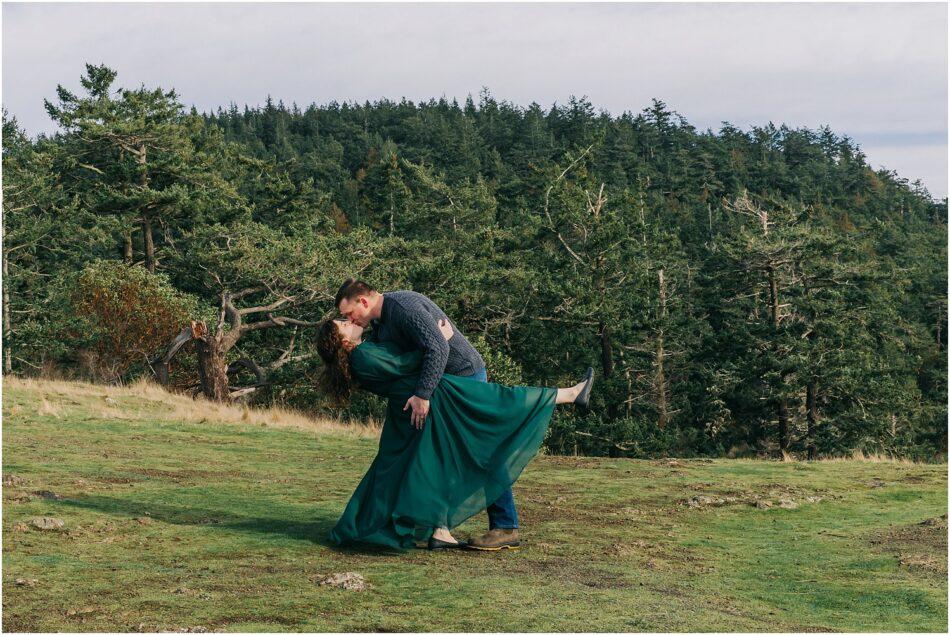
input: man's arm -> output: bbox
[401,309,450,401]
[390,305,450,428]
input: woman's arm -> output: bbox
[348,320,450,401]
[350,342,424,385]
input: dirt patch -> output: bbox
[93,475,139,484]
[603,540,648,558]
[868,515,947,576]
[682,494,745,509]
[3,474,28,486]
[501,556,633,589]
[517,484,597,524]
[126,467,249,481]
[678,485,828,511]
[899,472,944,485]
[580,572,630,589]
[540,456,605,469]
[652,458,715,468]
[518,498,647,527]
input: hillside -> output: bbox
[7,70,947,461]
[3,378,947,632]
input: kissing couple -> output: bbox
[317,279,595,552]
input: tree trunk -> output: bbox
[619,349,632,418]
[123,230,133,264]
[193,323,229,401]
[656,268,669,429]
[937,306,944,353]
[594,247,613,379]
[777,395,790,452]
[599,320,613,379]
[768,264,790,451]
[137,144,156,273]
[150,326,195,386]
[142,216,155,273]
[3,253,11,374]
[389,194,395,236]
[806,380,819,459]
[767,266,779,327]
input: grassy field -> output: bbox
[3,377,947,632]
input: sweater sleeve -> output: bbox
[398,307,450,400]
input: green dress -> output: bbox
[329,340,557,550]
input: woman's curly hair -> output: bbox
[316,320,356,405]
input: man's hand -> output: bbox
[404,395,430,429]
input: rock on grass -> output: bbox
[29,517,65,531]
[318,572,370,591]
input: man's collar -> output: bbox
[377,292,391,324]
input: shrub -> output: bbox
[470,335,523,386]
[70,260,198,382]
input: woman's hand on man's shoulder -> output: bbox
[438,318,454,341]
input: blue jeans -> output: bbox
[468,367,519,530]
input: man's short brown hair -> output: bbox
[335,278,377,308]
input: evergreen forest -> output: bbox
[4,65,946,459]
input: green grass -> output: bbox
[3,378,947,632]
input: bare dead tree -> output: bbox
[151,288,322,401]
[656,268,669,429]
[723,191,804,452]
[543,168,624,379]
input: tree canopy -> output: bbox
[4,65,946,459]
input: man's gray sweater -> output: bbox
[368,290,485,400]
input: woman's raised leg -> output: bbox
[555,368,595,405]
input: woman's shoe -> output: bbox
[575,366,595,409]
[427,536,469,551]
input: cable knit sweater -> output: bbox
[368,291,486,400]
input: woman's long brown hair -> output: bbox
[316,320,355,405]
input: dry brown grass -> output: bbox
[37,397,62,418]
[4,375,378,439]
[810,448,920,464]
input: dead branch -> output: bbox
[239,295,295,316]
[240,315,320,332]
[542,145,594,267]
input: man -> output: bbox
[335,278,522,551]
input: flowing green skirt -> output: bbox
[329,342,556,550]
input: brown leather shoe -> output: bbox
[466,528,520,551]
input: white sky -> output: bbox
[3,1,947,199]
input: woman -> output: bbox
[316,317,593,551]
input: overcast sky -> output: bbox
[3,1,947,199]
